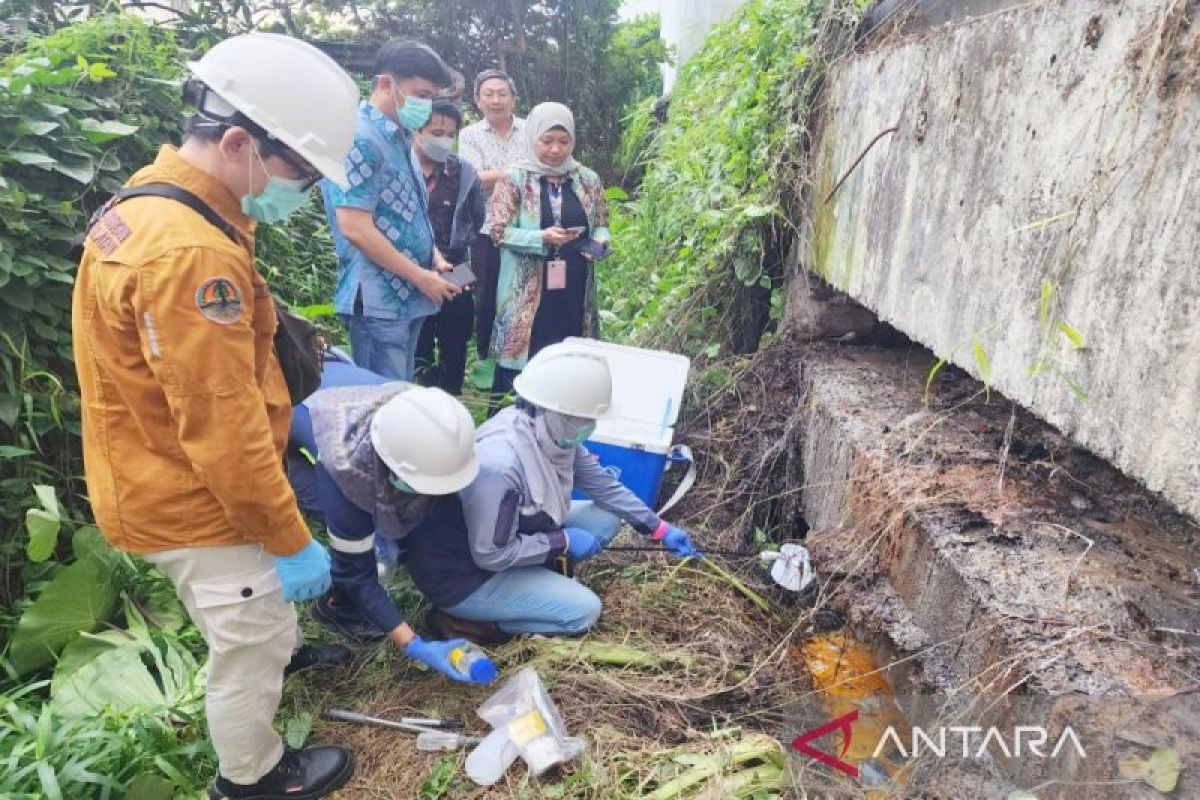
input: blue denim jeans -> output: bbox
[342,312,426,381]
[443,501,622,635]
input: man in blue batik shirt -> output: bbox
[321,40,462,380]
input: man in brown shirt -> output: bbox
[73,33,360,800]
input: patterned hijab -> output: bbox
[513,101,579,177]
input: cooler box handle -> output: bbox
[656,445,695,516]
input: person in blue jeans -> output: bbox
[286,355,491,683]
[405,341,699,643]
[320,40,462,380]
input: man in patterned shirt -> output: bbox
[321,40,461,380]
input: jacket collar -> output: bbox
[136,145,256,240]
[364,100,410,144]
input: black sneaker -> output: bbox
[311,593,387,643]
[284,643,353,677]
[428,609,512,646]
[209,746,354,799]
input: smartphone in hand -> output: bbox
[445,262,476,288]
[565,226,587,237]
[576,239,611,262]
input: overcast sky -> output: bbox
[620,0,660,19]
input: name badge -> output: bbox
[546,259,567,290]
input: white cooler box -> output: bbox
[566,338,693,512]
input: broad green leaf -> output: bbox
[286,712,314,748]
[97,149,122,172]
[125,773,176,800]
[50,642,167,717]
[8,556,119,676]
[7,150,57,167]
[88,62,118,81]
[53,628,132,682]
[25,508,59,563]
[0,445,34,458]
[33,483,60,516]
[50,158,96,185]
[470,359,496,392]
[71,525,119,567]
[79,118,139,143]
[1056,320,1084,349]
[2,283,34,311]
[18,120,59,136]
[0,395,20,427]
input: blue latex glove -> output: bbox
[565,527,603,561]
[404,636,477,683]
[661,526,700,559]
[273,539,332,602]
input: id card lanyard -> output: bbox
[546,179,567,291]
[548,181,564,236]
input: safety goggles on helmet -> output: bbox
[185,79,323,189]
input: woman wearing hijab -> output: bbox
[404,343,698,642]
[485,102,610,398]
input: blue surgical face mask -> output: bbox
[241,146,310,224]
[399,96,433,133]
[554,421,596,450]
[384,79,433,133]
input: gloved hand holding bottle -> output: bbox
[273,538,332,601]
[405,636,492,683]
[565,527,603,561]
[653,523,700,559]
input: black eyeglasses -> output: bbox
[192,115,322,189]
[262,140,322,189]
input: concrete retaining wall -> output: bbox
[796,0,1200,518]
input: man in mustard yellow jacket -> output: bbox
[73,33,360,800]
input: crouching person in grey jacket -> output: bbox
[405,342,698,643]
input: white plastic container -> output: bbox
[565,338,691,508]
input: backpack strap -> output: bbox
[71,183,237,258]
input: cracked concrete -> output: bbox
[773,340,1198,795]
[796,0,1200,519]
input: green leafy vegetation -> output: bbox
[0,5,675,795]
[598,0,862,358]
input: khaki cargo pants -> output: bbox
[146,544,297,785]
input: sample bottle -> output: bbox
[449,643,498,683]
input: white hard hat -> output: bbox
[512,342,614,419]
[370,387,479,495]
[187,33,359,189]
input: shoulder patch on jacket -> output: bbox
[195,277,243,324]
[89,210,133,256]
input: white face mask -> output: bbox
[418,135,454,163]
